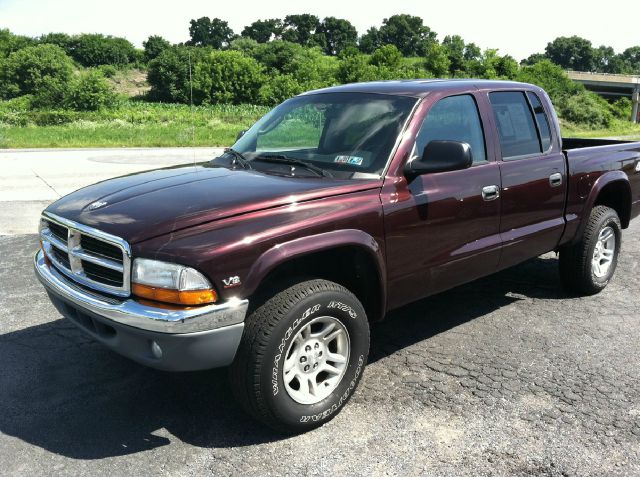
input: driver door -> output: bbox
[382,93,503,309]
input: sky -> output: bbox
[0,0,637,61]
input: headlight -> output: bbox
[131,258,217,305]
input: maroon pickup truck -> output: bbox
[35,80,640,432]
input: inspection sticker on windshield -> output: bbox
[334,155,364,166]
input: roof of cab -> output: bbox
[302,79,539,98]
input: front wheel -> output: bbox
[559,205,622,295]
[230,279,370,432]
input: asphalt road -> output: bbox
[1,219,639,476]
[0,147,223,235]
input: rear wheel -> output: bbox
[559,205,621,295]
[230,279,369,432]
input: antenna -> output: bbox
[188,50,195,168]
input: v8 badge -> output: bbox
[222,276,241,288]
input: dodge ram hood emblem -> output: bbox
[87,200,108,211]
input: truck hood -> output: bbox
[45,164,381,243]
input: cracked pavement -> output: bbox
[1,219,639,476]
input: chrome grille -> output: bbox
[40,212,131,297]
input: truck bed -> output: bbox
[560,137,640,245]
[562,137,638,150]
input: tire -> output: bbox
[559,205,622,295]
[230,279,370,433]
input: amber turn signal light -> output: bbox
[132,283,217,306]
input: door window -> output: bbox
[414,94,487,164]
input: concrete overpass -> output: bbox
[567,71,640,123]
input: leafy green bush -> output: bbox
[609,97,633,120]
[259,74,304,105]
[336,54,379,83]
[370,44,403,69]
[31,76,70,109]
[66,70,117,111]
[557,92,613,129]
[72,34,137,67]
[516,60,581,103]
[0,44,73,100]
[97,64,117,78]
[423,43,451,77]
[192,50,265,104]
[147,46,208,103]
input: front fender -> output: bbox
[242,229,387,312]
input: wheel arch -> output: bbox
[574,171,632,243]
[242,230,387,322]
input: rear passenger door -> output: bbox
[488,91,567,269]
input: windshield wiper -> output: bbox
[223,147,252,170]
[254,154,332,178]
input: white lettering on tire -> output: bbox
[272,304,321,396]
[299,354,364,422]
[327,301,357,318]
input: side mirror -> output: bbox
[405,140,473,177]
[236,129,247,141]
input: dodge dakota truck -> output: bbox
[35,80,640,432]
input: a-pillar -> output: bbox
[632,87,639,123]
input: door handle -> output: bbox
[549,172,563,187]
[482,185,500,201]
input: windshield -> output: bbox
[219,92,417,179]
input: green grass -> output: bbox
[561,119,640,140]
[0,100,270,148]
[1,98,639,148]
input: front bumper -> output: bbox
[34,250,249,371]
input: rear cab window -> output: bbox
[526,92,552,151]
[489,91,553,160]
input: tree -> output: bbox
[593,45,616,73]
[188,17,234,48]
[316,17,357,55]
[72,34,137,66]
[252,40,305,74]
[359,27,382,54]
[229,37,260,56]
[241,19,283,43]
[521,53,547,66]
[378,14,437,56]
[38,32,74,52]
[545,36,595,71]
[281,14,321,47]
[442,35,466,74]
[143,35,171,61]
[464,42,481,62]
[495,54,518,79]
[620,46,640,74]
[0,28,35,57]
[251,40,335,90]
[423,43,450,77]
